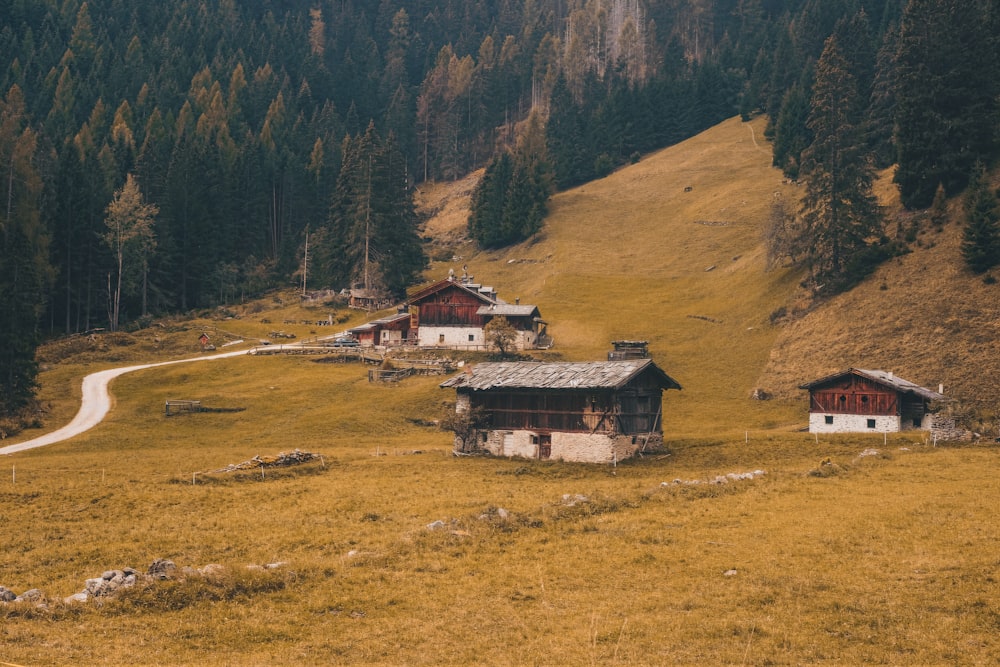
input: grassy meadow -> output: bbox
[2,117,1000,665]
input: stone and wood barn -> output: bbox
[440,359,681,463]
[406,275,547,351]
[800,368,947,434]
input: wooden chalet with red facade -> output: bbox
[406,274,547,350]
[347,311,411,347]
[441,359,681,463]
[800,368,947,434]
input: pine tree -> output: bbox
[895,0,999,209]
[323,122,424,297]
[468,151,513,249]
[0,85,53,417]
[961,167,1000,274]
[798,33,884,289]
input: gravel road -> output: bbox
[0,349,248,456]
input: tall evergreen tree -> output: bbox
[468,150,514,249]
[323,121,424,297]
[798,33,884,289]
[960,166,1000,274]
[0,85,52,417]
[894,0,999,208]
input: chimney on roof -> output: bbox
[939,384,944,394]
[515,297,520,305]
[887,371,893,379]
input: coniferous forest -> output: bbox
[2,0,999,417]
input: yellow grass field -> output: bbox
[2,117,999,665]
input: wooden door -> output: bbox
[538,433,551,460]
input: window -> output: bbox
[867,419,876,429]
[469,334,475,342]
[438,334,445,344]
[824,415,834,425]
[913,417,922,428]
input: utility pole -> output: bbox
[301,228,309,296]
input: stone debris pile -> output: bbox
[1,558,288,609]
[662,470,766,486]
[205,449,321,474]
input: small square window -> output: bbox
[469,334,475,342]
[824,415,834,425]
[438,334,445,344]
[867,419,876,429]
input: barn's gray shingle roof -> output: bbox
[440,359,681,391]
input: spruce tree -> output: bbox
[798,33,884,289]
[323,122,424,297]
[895,0,999,208]
[961,167,1000,274]
[0,85,52,418]
[468,151,513,249]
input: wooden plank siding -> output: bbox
[468,387,663,435]
[807,375,899,416]
[415,301,486,327]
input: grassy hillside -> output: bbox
[757,170,1000,430]
[421,116,804,436]
[2,117,999,665]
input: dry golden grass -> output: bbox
[3,117,1000,665]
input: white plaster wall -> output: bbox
[480,430,537,458]
[809,413,901,434]
[418,326,485,349]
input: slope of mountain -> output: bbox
[417,116,999,436]
[419,116,804,436]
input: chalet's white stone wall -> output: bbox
[551,432,640,463]
[471,429,652,463]
[809,413,901,433]
[417,326,539,350]
[418,326,485,349]
[515,331,538,351]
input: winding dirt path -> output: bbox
[0,349,248,456]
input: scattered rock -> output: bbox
[750,388,772,400]
[561,494,589,506]
[723,569,738,577]
[4,558,287,609]
[427,520,446,530]
[202,449,322,475]
[148,559,177,580]
[662,470,766,487]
